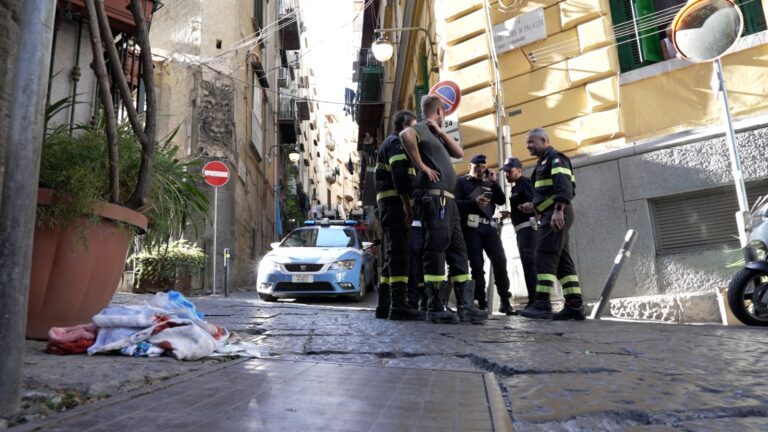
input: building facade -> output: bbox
[440,0,768,308]
[150,0,314,291]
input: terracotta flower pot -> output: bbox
[26,188,148,340]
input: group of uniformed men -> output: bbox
[373,94,585,324]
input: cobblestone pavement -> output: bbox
[10,290,768,431]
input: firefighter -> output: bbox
[500,157,538,309]
[373,110,424,321]
[400,95,488,324]
[519,128,585,321]
[455,154,515,315]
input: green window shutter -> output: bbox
[610,0,642,72]
[736,0,767,35]
[634,0,663,62]
[414,86,427,119]
[609,0,664,71]
[254,0,264,28]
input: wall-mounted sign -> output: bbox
[492,8,547,54]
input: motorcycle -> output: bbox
[728,195,768,326]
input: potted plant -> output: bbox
[26,0,208,339]
[133,240,207,295]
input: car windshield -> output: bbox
[282,228,357,248]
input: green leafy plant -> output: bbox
[133,240,206,290]
[38,102,209,248]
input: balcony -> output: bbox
[279,0,301,50]
[278,95,297,144]
[357,51,383,103]
[68,0,160,35]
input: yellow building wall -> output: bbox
[440,0,768,168]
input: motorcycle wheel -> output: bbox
[727,268,768,326]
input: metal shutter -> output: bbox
[651,180,768,254]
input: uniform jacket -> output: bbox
[455,175,505,221]
[375,132,414,202]
[531,147,575,214]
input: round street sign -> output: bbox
[203,161,230,187]
[429,80,461,116]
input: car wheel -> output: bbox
[350,274,366,302]
[259,293,277,302]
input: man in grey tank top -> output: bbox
[400,94,488,324]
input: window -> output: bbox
[651,179,768,254]
[609,0,767,72]
[253,0,264,29]
[252,73,264,157]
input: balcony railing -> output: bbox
[278,95,295,121]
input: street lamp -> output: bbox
[372,27,440,72]
[371,34,394,62]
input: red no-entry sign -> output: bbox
[429,80,461,116]
[203,161,230,187]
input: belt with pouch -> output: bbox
[514,221,532,232]
[479,217,498,228]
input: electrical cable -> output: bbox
[525,0,758,62]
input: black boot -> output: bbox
[455,281,489,323]
[553,295,586,320]
[375,283,391,319]
[519,298,553,319]
[425,283,459,324]
[419,285,428,312]
[499,298,516,315]
[390,283,426,321]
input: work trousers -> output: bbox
[534,205,582,306]
[462,222,511,304]
[407,224,425,308]
[413,190,471,285]
[516,227,538,301]
[376,198,409,286]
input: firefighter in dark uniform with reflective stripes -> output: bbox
[500,157,538,309]
[455,154,515,315]
[373,110,424,321]
[400,95,488,324]
[519,128,586,321]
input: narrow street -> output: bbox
[13,292,768,431]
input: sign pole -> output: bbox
[203,160,230,296]
[213,186,218,295]
[714,58,750,249]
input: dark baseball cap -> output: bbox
[470,154,487,164]
[500,157,523,171]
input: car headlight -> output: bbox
[749,241,768,261]
[259,260,281,271]
[330,259,356,270]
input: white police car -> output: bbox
[256,219,376,302]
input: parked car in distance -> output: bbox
[256,219,376,302]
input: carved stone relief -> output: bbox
[198,79,234,146]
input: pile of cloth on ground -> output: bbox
[45,291,263,360]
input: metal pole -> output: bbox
[212,186,218,295]
[714,59,750,249]
[0,0,57,417]
[223,248,230,297]
[589,229,638,320]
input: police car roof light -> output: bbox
[344,220,356,225]
[320,218,331,226]
[303,220,316,225]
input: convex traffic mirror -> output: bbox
[672,0,744,62]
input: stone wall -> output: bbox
[571,125,768,299]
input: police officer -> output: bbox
[499,157,537,310]
[400,95,488,324]
[519,128,585,321]
[455,154,515,315]
[373,110,424,321]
